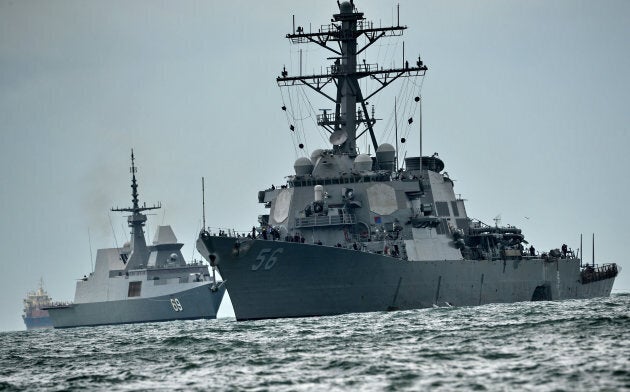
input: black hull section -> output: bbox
[23,315,53,330]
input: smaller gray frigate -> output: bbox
[45,151,225,328]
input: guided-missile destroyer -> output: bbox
[197,1,619,321]
[46,151,225,328]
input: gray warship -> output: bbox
[45,151,225,328]
[197,1,619,321]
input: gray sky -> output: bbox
[1,0,629,331]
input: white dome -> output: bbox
[353,154,372,171]
[376,143,395,170]
[377,143,395,153]
[294,157,313,175]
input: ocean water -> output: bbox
[1,294,628,391]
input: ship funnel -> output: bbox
[405,157,422,171]
[376,143,395,171]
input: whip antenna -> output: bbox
[202,177,206,231]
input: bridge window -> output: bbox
[436,201,450,217]
[128,281,142,297]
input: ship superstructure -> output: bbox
[45,151,225,328]
[22,279,53,330]
[197,1,619,321]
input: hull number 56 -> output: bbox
[252,248,283,271]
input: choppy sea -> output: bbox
[1,293,628,391]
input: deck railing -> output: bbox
[295,213,356,228]
[580,263,619,284]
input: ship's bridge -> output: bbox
[287,172,391,188]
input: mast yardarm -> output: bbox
[277,1,427,157]
[111,149,161,268]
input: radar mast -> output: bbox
[277,1,427,158]
[111,149,161,269]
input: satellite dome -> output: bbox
[294,157,314,176]
[376,143,395,171]
[353,154,372,171]
[339,1,353,14]
[377,143,395,153]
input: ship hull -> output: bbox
[203,236,616,321]
[22,315,53,330]
[45,283,225,328]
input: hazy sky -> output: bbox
[1,0,629,331]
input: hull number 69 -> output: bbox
[170,298,183,312]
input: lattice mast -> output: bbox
[111,149,161,269]
[277,1,427,157]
